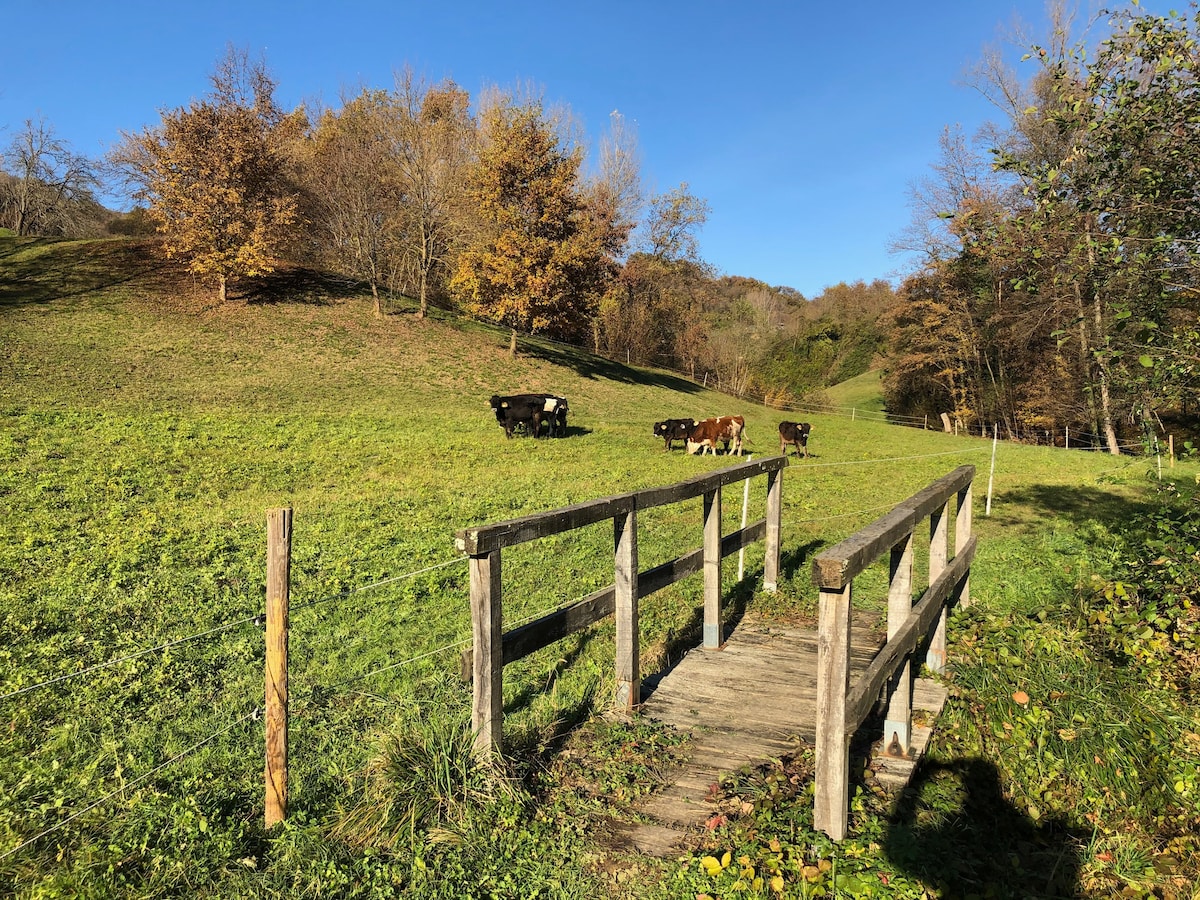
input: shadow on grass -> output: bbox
[0,238,177,309]
[994,483,1154,532]
[884,757,1085,899]
[519,339,705,393]
[238,266,365,305]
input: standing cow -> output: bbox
[653,418,698,450]
[778,421,811,457]
[490,393,569,439]
[686,415,746,456]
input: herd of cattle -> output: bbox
[489,393,811,457]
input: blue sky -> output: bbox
[0,1,1134,298]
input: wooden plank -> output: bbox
[927,499,950,674]
[764,468,782,591]
[884,533,915,755]
[458,519,771,677]
[903,465,976,521]
[814,585,852,841]
[843,538,975,732]
[636,456,787,511]
[812,506,918,590]
[264,507,291,829]
[456,494,634,554]
[614,509,639,710]
[703,487,722,648]
[811,465,975,589]
[470,551,503,756]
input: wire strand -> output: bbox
[291,557,467,613]
[0,707,261,862]
[0,615,261,703]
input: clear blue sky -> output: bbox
[0,1,1136,299]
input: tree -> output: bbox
[302,89,406,317]
[450,95,616,354]
[0,117,98,236]
[392,71,473,319]
[112,47,302,302]
[644,182,710,262]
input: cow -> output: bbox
[541,395,570,437]
[686,415,746,456]
[653,418,698,451]
[490,394,569,439]
[778,421,811,457]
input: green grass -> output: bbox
[824,368,886,416]
[2,238,1197,898]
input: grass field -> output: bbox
[2,237,1197,898]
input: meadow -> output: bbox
[1,237,1197,898]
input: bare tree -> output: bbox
[0,117,98,236]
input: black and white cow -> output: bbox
[490,394,569,439]
[653,418,698,451]
[778,421,811,457]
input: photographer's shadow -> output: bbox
[884,757,1084,899]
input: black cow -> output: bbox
[653,418,697,451]
[778,421,811,457]
[490,394,569,439]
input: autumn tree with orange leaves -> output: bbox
[112,48,302,303]
[451,96,618,355]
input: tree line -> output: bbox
[885,3,1200,450]
[6,4,1196,445]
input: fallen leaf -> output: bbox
[1013,690,1030,705]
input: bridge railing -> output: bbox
[811,464,976,840]
[456,456,786,756]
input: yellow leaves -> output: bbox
[699,850,732,877]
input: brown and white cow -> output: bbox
[686,415,746,456]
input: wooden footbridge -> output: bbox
[456,458,975,847]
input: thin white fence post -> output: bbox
[985,424,998,516]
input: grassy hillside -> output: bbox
[2,238,1197,898]
[824,368,886,416]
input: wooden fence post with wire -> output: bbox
[456,456,787,757]
[811,465,975,841]
[264,506,292,828]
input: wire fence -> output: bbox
[6,434,1165,862]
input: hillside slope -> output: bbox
[3,238,1193,899]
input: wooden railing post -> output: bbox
[956,483,973,608]
[264,506,291,829]
[815,583,852,841]
[763,467,782,592]
[470,550,503,756]
[703,486,723,649]
[926,501,949,674]
[614,509,640,711]
[884,533,915,757]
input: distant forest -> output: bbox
[4,5,1198,448]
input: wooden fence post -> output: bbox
[614,509,640,711]
[264,506,292,829]
[884,533,915,757]
[471,550,503,756]
[703,487,723,649]
[815,583,851,841]
[763,467,782,592]
[926,501,948,674]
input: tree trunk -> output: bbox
[218,274,227,304]
[417,269,427,319]
[371,281,382,319]
[508,328,517,358]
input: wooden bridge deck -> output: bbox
[618,615,947,857]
